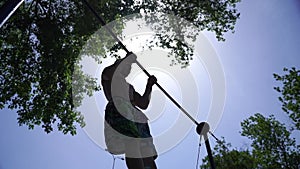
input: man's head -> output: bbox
[114,52,137,77]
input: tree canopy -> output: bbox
[274,67,300,130]
[200,68,300,168]
[0,0,240,135]
[241,113,299,169]
[200,113,300,169]
[200,137,255,169]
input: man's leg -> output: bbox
[142,157,157,169]
[125,140,144,169]
[125,157,144,169]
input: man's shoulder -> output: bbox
[102,63,116,80]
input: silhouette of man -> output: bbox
[102,52,158,169]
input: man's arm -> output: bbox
[132,76,157,110]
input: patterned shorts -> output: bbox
[104,102,157,158]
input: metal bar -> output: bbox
[204,134,216,169]
[0,0,25,28]
[82,0,129,53]
[209,131,220,142]
[82,0,199,125]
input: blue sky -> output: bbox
[1,0,300,169]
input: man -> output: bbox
[101,52,158,169]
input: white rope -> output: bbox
[196,136,202,169]
[111,153,124,169]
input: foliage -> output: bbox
[200,67,300,168]
[0,0,240,135]
[200,137,255,169]
[241,113,300,169]
[274,67,300,130]
[141,0,241,67]
[0,0,118,135]
[200,113,300,169]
